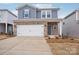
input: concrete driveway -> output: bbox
[0,37,52,55]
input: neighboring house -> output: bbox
[14,4,63,37]
[63,10,79,38]
[0,9,17,34]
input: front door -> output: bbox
[48,25,52,35]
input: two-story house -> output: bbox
[0,9,17,34]
[63,10,79,38]
[14,4,63,37]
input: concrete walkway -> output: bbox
[0,37,52,55]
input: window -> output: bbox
[41,10,51,19]
[47,11,51,18]
[23,9,29,18]
[42,11,46,18]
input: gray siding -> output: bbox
[36,10,41,18]
[7,11,17,24]
[18,6,36,19]
[0,10,16,34]
[76,11,79,20]
[52,10,58,18]
[0,10,16,24]
[63,12,79,38]
[0,11,7,23]
[0,24,5,33]
[18,5,58,19]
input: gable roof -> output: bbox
[16,4,37,10]
[0,9,17,17]
[16,4,59,11]
[37,8,59,10]
[64,10,79,19]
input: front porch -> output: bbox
[47,22,59,35]
[0,23,13,34]
[47,22,59,38]
[45,22,62,38]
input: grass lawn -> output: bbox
[46,38,79,55]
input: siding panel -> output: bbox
[18,5,58,19]
[36,10,41,18]
[18,6,36,19]
[63,12,79,38]
[52,10,58,18]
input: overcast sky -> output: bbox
[0,3,79,18]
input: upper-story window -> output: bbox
[47,11,51,18]
[41,10,51,19]
[41,11,46,18]
[23,9,29,18]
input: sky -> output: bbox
[0,3,79,18]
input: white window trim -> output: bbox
[46,10,52,19]
[41,10,52,19]
[24,9,29,18]
[41,10,46,19]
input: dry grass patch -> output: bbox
[46,39,79,43]
[0,35,8,40]
[0,34,13,40]
[46,38,79,55]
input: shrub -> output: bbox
[70,38,74,40]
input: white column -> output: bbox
[76,11,78,20]
[5,23,7,33]
[59,21,63,37]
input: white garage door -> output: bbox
[17,25,44,36]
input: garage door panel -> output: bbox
[17,25,44,36]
